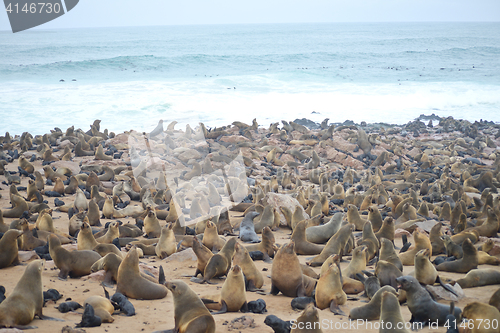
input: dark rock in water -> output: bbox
[111,292,135,316]
[57,301,82,313]
[264,315,292,333]
[292,118,321,130]
[76,303,101,327]
[247,299,267,313]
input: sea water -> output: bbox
[0,22,499,135]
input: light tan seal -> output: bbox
[84,296,114,323]
[90,252,123,285]
[291,220,325,255]
[349,285,398,321]
[48,234,101,279]
[307,224,354,267]
[379,291,410,333]
[232,242,264,290]
[398,229,431,266]
[436,238,478,273]
[315,260,347,314]
[155,224,177,259]
[462,302,500,333]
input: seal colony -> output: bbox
[0,115,500,332]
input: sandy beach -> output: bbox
[1,117,500,333]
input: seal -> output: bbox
[198,237,237,284]
[239,211,260,243]
[344,245,367,278]
[19,219,46,251]
[436,238,478,273]
[244,226,277,257]
[355,271,380,299]
[205,265,247,313]
[192,236,214,277]
[291,220,325,255]
[307,224,354,267]
[290,303,323,333]
[48,234,101,279]
[0,260,60,329]
[84,296,114,323]
[357,221,379,260]
[156,280,216,333]
[155,224,176,259]
[320,254,364,294]
[443,235,463,258]
[375,260,402,289]
[116,247,168,300]
[2,193,29,218]
[91,252,123,285]
[306,212,342,244]
[264,315,292,333]
[232,242,264,290]
[144,206,161,238]
[77,221,99,251]
[489,288,500,311]
[202,221,226,251]
[379,291,410,333]
[399,229,432,266]
[96,222,120,244]
[375,217,395,243]
[462,302,500,333]
[271,241,315,297]
[429,222,446,255]
[456,269,500,288]
[347,204,367,231]
[396,275,461,326]
[315,260,346,315]
[379,237,403,271]
[0,229,22,268]
[349,285,397,321]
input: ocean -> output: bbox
[0,22,499,135]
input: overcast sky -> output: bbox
[1,0,500,31]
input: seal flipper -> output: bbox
[436,276,459,297]
[58,269,69,280]
[37,314,64,321]
[329,300,346,315]
[240,301,249,313]
[296,284,307,297]
[211,301,228,314]
[158,266,165,285]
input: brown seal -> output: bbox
[344,245,367,279]
[306,212,343,244]
[197,237,237,284]
[315,260,347,314]
[202,221,226,251]
[232,242,264,290]
[307,224,354,267]
[271,241,315,297]
[320,254,364,294]
[375,217,395,243]
[436,238,478,273]
[84,296,114,323]
[206,265,247,313]
[2,194,29,218]
[375,260,402,289]
[159,280,216,333]
[91,252,123,285]
[0,229,22,268]
[398,229,432,266]
[144,206,161,238]
[379,237,403,271]
[349,285,398,320]
[192,236,213,277]
[48,234,101,279]
[116,247,168,299]
[77,221,98,251]
[456,269,500,288]
[429,222,446,255]
[290,303,323,333]
[0,260,59,329]
[489,288,500,311]
[379,291,410,333]
[244,226,277,257]
[347,204,367,230]
[96,221,120,244]
[357,221,379,260]
[291,220,325,255]
[462,302,500,333]
[19,219,45,251]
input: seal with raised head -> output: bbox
[436,238,478,273]
[306,212,343,244]
[48,234,101,279]
[205,265,247,313]
[116,247,168,300]
[315,261,346,315]
[462,302,500,333]
[0,229,22,268]
[396,275,461,326]
[349,285,397,321]
[0,260,61,329]
[91,252,123,285]
[197,237,237,284]
[271,241,315,297]
[307,224,354,267]
[154,280,216,333]
[232,242,264,290]
[291,220,324,255]
[239,211,260,243]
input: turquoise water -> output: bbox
[0,22,499,135]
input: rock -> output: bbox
[61,325,87,333]
[414,220,439,233]
[228,316,256,331]
[82,271,106,283]
[164,248,197,263]
[263,192,309,226]
[426,283,465,302]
